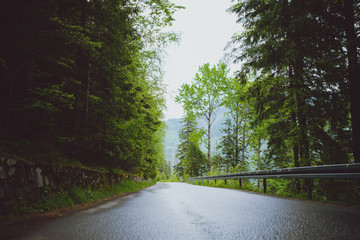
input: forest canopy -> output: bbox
[0,0,182,178]
[171,0,359,203]
[174,0,359,188]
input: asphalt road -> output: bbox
[22,182,360,240]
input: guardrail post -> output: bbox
[215,180,217,184]
[239,179,242,187]
[307,179,312,200]
[263,179,267,193]
[224,179,227,185]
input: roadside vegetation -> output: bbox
[190,179,360,208]
[174,0,359,206]
[13,180,155,216]
[156,173,180,182]
[0,0,181,179]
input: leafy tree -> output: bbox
[221,77,253,171]
[175,62,230,171]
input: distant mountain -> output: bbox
[164,107,229,170]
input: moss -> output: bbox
[0,157,147,216]
[13,180,156,215]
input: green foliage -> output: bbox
[192,179,259,192]
[175,63,230,118]
[178,0,360,207]
[211,154,230,173]
[0,0,181,177]
[156,172,168,182]
[174,118,207,178]
[68,186,88,204]
[191,178,359,207]
[25,83,75,114]
[217,119,236,171]
[18,180,155,214]
[176,62,231,171]
[167,175,181,182]
[156,173,181,182]
[228,0,354,168]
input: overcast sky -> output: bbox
[162,0,243,120]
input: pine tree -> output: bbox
[175,117,207,178]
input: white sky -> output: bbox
[162,0,243,120]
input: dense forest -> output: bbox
[1,0,359,200]
[173,0,359,202]
[0,0,181,178]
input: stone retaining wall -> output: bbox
[0,156,143,214]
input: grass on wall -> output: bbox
[17,180,155,214]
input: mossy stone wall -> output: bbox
[0,156,142,214]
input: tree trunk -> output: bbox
[241,110,248,171]
[85,64,90,130]
[293,41,310,167]
[291,111,301,193]
[257,134,261,188]
[75,0,88,132]
[344,0,360,163]
[257,134,261,171]
[295,76,310,165]
[207,113,211,172]
[290,0,312,193]
[289,0,310,167]
[4,75,14,140]
[290,66,301,193]
[294,59,312,195]
[235,103,240,167]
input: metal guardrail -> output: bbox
[188,163,360,199]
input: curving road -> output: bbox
[23,183,360,240]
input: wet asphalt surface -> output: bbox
[22,182,360,240]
